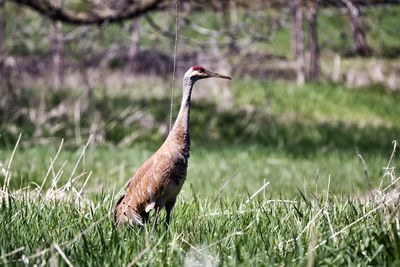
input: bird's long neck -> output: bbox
[167,76,193,154]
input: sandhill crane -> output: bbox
[114,66,231,226]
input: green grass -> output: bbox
[0,142,396,199]
[1,80,399,197]
[1,79,400,265]
[1,186,400,266]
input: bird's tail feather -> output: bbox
[114,195,125,224]
[114,195,144,226]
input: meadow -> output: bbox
[1,2,400,265]
[1,79,400,266]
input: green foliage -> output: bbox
[365,5,400,56]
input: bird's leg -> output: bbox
[165,199,176,228]
[143,212,150,224]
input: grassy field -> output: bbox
[1,189,400,266]
[1,79,400,265]
[2,2,400,265]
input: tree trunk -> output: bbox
[291,0,305,85]
[342,0,371,56]
[128,18,140,72]
[0,0,5,81]
[230,0,238,27]
[51,20,63,90]
[215,0,238,55]
[306,1,320,81]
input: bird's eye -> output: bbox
[199,68,204,73]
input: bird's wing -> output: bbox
[114,150,177,225]
[114,156,156,224]
[121,153,172,203]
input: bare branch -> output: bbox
[7,0,167,25]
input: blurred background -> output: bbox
[0,0,399,198]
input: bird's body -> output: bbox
[114,112,190,225]
[114,66,230,226]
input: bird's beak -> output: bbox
[204,70,231,80]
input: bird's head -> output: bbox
[185,65,231,82]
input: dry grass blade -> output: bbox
[0,247,25,260]
[3,133,22,193]
[37,139,64,197]
[64,135,93,191]
[246,181,270,203]
[379,140,398,190]
[53,243,74,267]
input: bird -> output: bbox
[114,65,231,227]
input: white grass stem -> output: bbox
[70,171,89,186]
[77,171,92,198]
[295,208,323,242]
[26,180,131,263]
[65,135,92,190]
[37,139,64,197]
[379,140,397,190]
[382,174,400,193]
[325,175,331,206]
[247,181,270,203]
[306,201,387,261]
[3,133,22,192]
[45,160,67,197]
[0,246,25,260]
[327,203,383,242]
[324,210,338,244]
[53,243,74,267]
